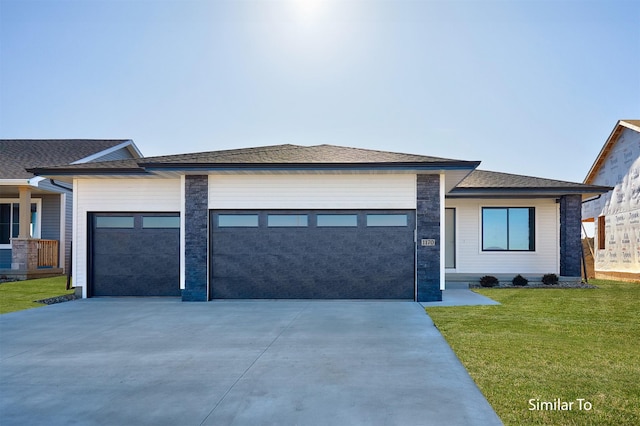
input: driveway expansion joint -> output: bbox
[199,301,311,425]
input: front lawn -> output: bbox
[426,280,640,426]
[0,276,74,314]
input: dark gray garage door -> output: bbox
[89,213,180,297]
[210,210,415,299]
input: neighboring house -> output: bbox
[582,120,640,282]
[30,144,609,302]
[0,139,142,279]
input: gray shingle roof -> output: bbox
[139,144,466,165]
[25,143,612,195]
[28,144,478,173]
[0,139,132,179]
[451,169,611,195]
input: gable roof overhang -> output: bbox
[584,119,640,185]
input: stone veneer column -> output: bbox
[11,239,39,271]
[416,174,442,302]
[182,175,209,301]
[560,194,582,277]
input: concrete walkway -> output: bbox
[421,288,501,308]
[0,299,502,426]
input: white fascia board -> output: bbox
[71,140,141,164]
[0,179,30,185]
[0,178,43,188]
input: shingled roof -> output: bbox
[139,144,463,165]
[28,144,479,174]
[450,169,611,196]
[0,139,134,179]
[26,143,611,196]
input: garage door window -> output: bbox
[95,216,134,228]
[268,214,308,227]
[366,214,407,227]
[218,214,259,227]
[317,214,358,227]
[142,216,180,228]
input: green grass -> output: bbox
[0,275,73,314]
[426,280,640,426]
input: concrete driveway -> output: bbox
[0,299,502,426]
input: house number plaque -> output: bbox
[421,239,436,247]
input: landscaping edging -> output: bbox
[35,294,79,305]
[471,282,597,289]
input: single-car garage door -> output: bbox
[210,210,415,299]
[89,213,181,297]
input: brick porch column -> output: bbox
[416,174,443,302]
[182,175,209,301]
[560,194,582,277]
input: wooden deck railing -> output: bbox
[37,239,59,268]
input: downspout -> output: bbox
[49,179,73,191]
[50,179,73,286]
[581,194,602,204]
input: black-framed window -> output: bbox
[0,202,38,244]
[482,207,535,251]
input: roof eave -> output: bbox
[27,167,149,176]
[448,186,612,198]
[138,161,481,172]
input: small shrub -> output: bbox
[479,275,499,287]
[542,273,559,285]
[512,274,528,286]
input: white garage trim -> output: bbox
[73,178,182,296]
[208,174,417,209]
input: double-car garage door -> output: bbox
[210,210,415,299]
[90,210,415,299]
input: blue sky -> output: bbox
[1,0,638,182]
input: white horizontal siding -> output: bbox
[73,178,181,296]
[209,174,417,209]
[445,198,559,274]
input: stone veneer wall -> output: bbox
[183,176,209,301]
[560,194,582,277]
[416,174,442,302]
